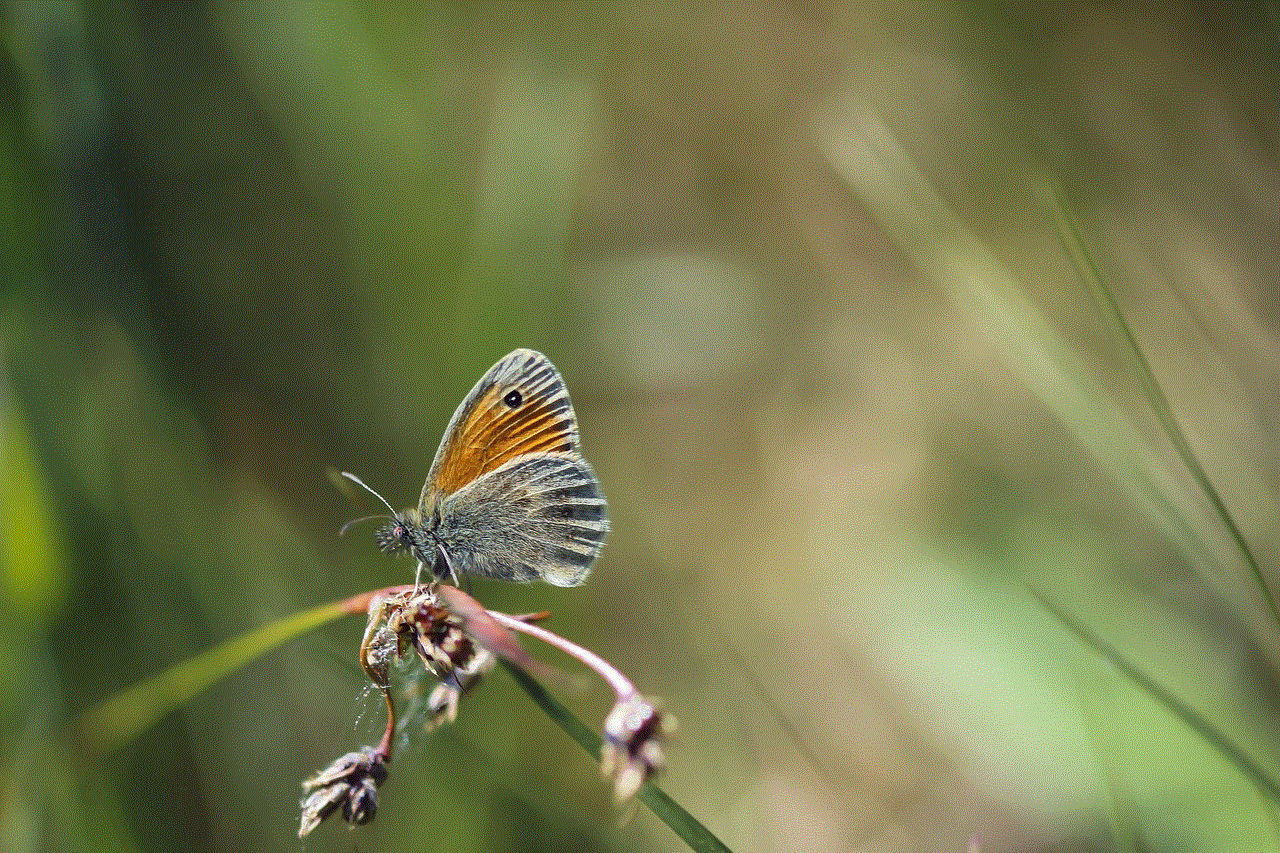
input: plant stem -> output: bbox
[488,609,634,699]
[76,591,382,757]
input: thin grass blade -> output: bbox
[1033,590,1280,805]
[502,661,734,853]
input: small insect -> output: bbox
[343,349,608,587]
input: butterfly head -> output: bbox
[341,471,432,562]
[374,510,427,558]
[373,518,409,555]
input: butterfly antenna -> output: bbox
[338,514,388,536]
[340,471,398,515]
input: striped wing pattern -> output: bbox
[417,349,608,586]
[436,453,608,586]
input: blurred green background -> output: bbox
[3,2,1279,852]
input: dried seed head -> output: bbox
[386,592,477,675]
[344,776,380,825]
[307,582,671,831]
[423,646,496,731]
[600,694,673,802]
[298,747,388,837]
[361,624,398,687]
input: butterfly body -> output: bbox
[357,349,607,587]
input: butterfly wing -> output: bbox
[434,453,608,586]
[422,349,581,505]
[420,349,608,586]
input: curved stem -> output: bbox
[487,610,635,699]
[373,688,396,763]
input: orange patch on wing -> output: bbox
[430,384,576,496]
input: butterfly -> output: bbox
[342,349,608,587]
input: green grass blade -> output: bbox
[1051,191,1280,638]
[1033,590,1280,805]
[822,112,1223,588]
[502,661,734,853]
[76,598,351,757]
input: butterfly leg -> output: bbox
[436,544,461,587]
